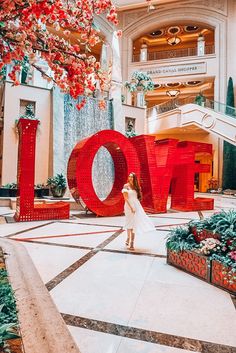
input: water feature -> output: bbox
[63,95,114,199]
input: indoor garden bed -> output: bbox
[0,249,23,353]
[166,210,236,295]
[167,249,211,281]
[0,184,50,198]
[0,184,17,198]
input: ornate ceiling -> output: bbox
[114,0,179,10]
[145,77,215,107]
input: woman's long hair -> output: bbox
[130,173,142,201]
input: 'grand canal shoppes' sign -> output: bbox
[140,62,207,78]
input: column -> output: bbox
[140,43,148,62]
[52,86,65,175]
[197,34,205,56]
[110,31,124,133]
[137,91,145,107]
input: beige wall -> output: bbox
[2,82,51,185]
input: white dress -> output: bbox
[122,187,155,235]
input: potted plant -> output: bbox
[15,103,40,134]
[124,71,154,93]
[194,92,206,106]
[125,130,137,138]
[46,174,67,198]
[125,119,137,138]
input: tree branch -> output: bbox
[31,63,57,84]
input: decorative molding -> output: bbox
[123,10,148,28]
[201,113,216,129]
[121,0,227,30]
[187,0,226,14]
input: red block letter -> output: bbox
[14,118,69,221]
[67,130,140,216]
[130,136,178,213]
[131,136,214,213]
[171,141,214,211]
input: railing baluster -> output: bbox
[132,45,215,63]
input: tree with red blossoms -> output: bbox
[0,0,118,108]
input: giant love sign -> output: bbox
[14,119,214,222]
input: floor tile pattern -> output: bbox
[0,195,236,353]
[63,314,236,353]
[46,229,123,291]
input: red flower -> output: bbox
[0,0,117,105]
[116,30,122,38]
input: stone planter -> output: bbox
[167,249,211,282]
[211,260,236,295]
[50,186,66,198]
[9,189,18,197]
[0,188,18,197]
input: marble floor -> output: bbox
[0,194,236,353]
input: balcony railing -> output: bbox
[147,95,236,118]
[132,45,215,62]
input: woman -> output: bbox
[122,172,155,250]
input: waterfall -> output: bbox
[64,95,114,199]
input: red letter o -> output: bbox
[67,130,140,216]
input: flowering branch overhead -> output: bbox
[0,0,118,106]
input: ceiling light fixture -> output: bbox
[166,89,180,98]
[166,82,181,88]
[166,36,181,46]
[150,29,163,37]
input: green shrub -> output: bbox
[166,226,198,252]
[0,263,19,350]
